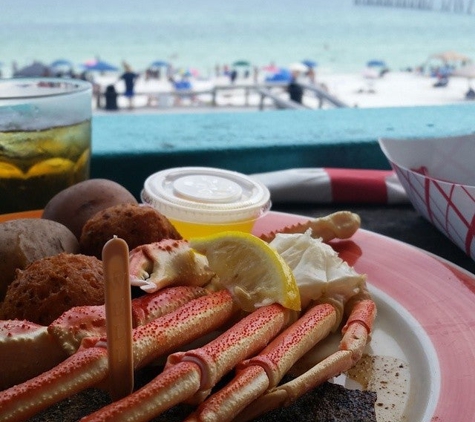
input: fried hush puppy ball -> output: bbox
[0,218,79,302]
[80,203,182,259]
[0,253,104,326]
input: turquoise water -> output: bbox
[1,0,475,76]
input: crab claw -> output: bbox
[0,320,68,390]
[129,239,216,293]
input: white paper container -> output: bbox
[379,134,475,261]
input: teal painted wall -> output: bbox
[91,105,475,198]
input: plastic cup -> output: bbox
[141,167,271,239]
[0,78,92,214]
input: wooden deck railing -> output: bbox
[98,81,348,111]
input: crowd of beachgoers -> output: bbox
[4,54,475,113]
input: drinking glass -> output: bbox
[0,78,92,214]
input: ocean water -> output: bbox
[1,0,475,77]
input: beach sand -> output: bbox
[317,70,474,109]
[92,70,475,115]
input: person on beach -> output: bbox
[230,68,238,84]
[288,70,303,104]
[119,62,139,109]
[307,67,316,84]
[104,85,118,111]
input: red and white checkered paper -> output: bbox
[379,134,475,261]
[393,164,475,261]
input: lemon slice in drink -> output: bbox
[27,158,75,177]
[0,162,24,178]
[189,231,300,312]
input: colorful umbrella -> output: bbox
[232,60,251,67]
[430,51,471,64]
[82,59,119,72]
[367,60,386,68]
[150,60,169,67]
[261,64,280,73]
[289,62,308,72]
[50,59,73,68]
[265,68,292,82]
[302,59,317,68]
[13,62,51,77]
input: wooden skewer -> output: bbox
[102,236,134,400]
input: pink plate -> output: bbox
[254,211,475,421]
[2,209,474,419]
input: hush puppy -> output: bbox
[80,204,182,259]
[0,253,104,326]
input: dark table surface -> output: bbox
[272,202,475,275]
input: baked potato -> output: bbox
[42,178,138,240]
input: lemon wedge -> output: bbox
[190,231,301,312]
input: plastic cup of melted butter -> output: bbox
[141,167,271,239]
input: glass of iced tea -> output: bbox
[0,78,92,214]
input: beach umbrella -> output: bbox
[187,68,200,77]
[265,68,292,82]
[367,60,386,68]
[50,59,73,68]
[302,59,317,68]
[13,62,51,77]
[82,59,119,72]
[430,51,471,64]
[289,62,308,72]
[150,60,169,67]
[261,63,280,73]
[232,60,251,67]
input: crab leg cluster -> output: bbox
[81,292,375,422]
[0,285,209,390]
[186,301,338,422]
[0,289,236,421]
[236,297,376,422]
[82,303,294,421]
[0,211,376,422]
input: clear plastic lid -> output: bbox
[141,167,271,224]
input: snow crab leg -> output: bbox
[259,211,360,243]
[217,297,376,422]
[0,289,236,422]
[81,303,295,421]
[0,285,208,390]
[81,294,375,422]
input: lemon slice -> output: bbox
[0,162,24,178]
[190,231,300,312]
[27,158,75,177]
